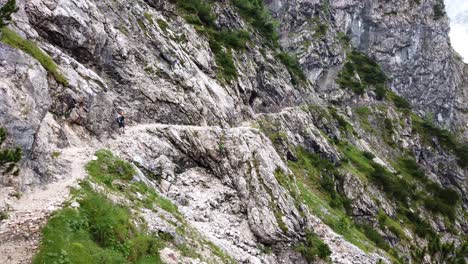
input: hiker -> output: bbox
[116,111,126,134]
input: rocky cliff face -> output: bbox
[0,0,466,263]
[267,0,468,134]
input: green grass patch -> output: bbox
[382,118,396,147]
[208,29,250,81]
[0,210,8,221]
[33,186,165,264]
[205,241,237,264]
[338,142,374,176]
[397,207,436,238]
[144,13,154,25]
[354,107,374,132]
[377,210,407,240]
[175,0,252,82]
[288,148,377,253]
[156,19,169,33]
[0,27,68,86]
[356,223,390,252]
[329,107,355,135]
[85,149,136,187]
[313,23,327,39]
[130,182,180,216]
[297,180,376,253]
[337,31,351,47]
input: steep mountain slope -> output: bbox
[267,0,468,133]
[0,0,466,263]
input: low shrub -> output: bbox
[174,0,215,26]
[382,118,396,147]
[387,91,411,110]
[210,42,238,81]
[369,162,413,204]
[357,224,390,251]
[295,230,331,261]
[412,115,467,168]
[336,51,386,96]
[0,127,22,175]
[213,30,250,50]
[377,211,406,239]
[362,151,375,160]
[0,210,8,221]
[329,107,354,134]
[337,31,350,47]
[277,52,307,85]
[397,207,435,238]
[0,0,18,28]
[314,23,327,38]
[232,0,279,46]
[339,142,374,175]
[336,61,365,94]
[355,107,374,132]
[397,156,426,181]
[256,119,288,147]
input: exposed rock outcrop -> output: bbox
[0,0,466,263]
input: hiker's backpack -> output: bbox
[116,116,123,125]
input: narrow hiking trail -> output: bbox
[0,122,254,263]
[0,120,391,264]
[0,147,92,264]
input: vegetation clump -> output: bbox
[295,230,332,262]
[0,0,18,28]
[231,0,279,46]
[377,210,406,240]
[288,147,384,253]
[412,114,467,168]
[387,91,411,110]
[256,119,288,147]
[313,23,327,39]
[433,2,445,20]
[33,150,196,264]
[0,0,67,85]
[0,127,21,175]
[336,51,387,96]
[354,107,374,132]
[33,184,167,264]
[328,107,355,135]
[0,27,69,86]
[0,210,8,221]
[341,143,461,222]
[174,0,250,81]
[156,19,169,32]
[356,223,390,252]
[174,0,216,27]
[85,149,136,186]
[277,52,307,85]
